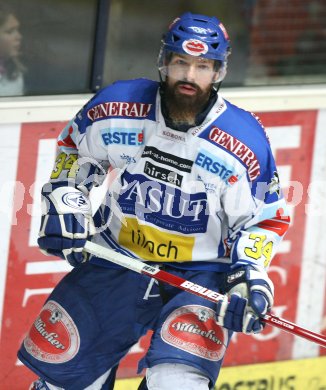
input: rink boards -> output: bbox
[116,355,326,389]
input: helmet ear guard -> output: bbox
[214,60,228,83]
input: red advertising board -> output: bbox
[0,110,324,389]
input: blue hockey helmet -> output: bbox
[158,12,231,82]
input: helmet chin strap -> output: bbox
[158,69,164,84]
[212,69,226,92]
[213,81,223,93]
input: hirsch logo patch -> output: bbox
[161,305,227,361]
[144,161,183,187]
[23,300,80,363]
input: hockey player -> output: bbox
[18,12,290,390]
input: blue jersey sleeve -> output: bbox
[220,111,290,270]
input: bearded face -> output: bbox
[163,53,219,126]
[164,79,212,125]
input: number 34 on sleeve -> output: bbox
[50,152,78,179]
[244,233,274,267]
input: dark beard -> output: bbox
[164,80,211,127]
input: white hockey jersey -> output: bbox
[51,78,290,272]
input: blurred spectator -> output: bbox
[0,2,25,96]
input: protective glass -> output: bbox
[158,49,226,83]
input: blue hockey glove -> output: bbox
[38,185,96,267]
[216,265,274,334]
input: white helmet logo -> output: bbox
[182,39,208,56]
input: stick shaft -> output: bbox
[84,241,326,348]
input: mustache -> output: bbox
[174,81,202,93]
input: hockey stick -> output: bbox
[84,241,326,348]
